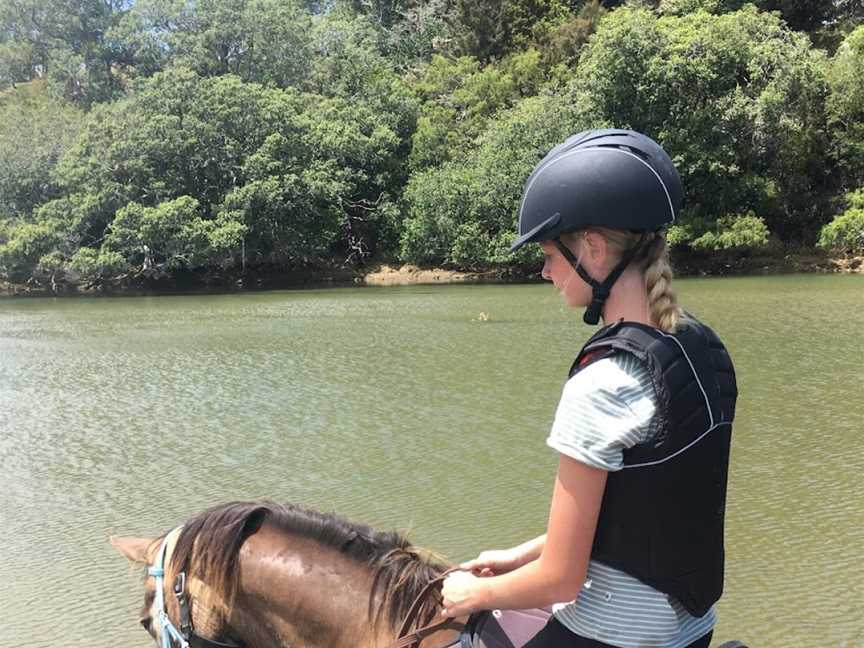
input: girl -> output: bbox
[441,130,737,648]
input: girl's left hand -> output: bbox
[441,570,490,618]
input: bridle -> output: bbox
[147,531,243,648]
[385,567,468,648]
[148,532,467,648]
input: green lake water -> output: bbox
[1,275,862,647]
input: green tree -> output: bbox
[336,0,414,28]
[401,3,834,269]
[755,0,836,34]
[382,0,457,67]
[449,0,575,61]
[662,0,839,31]
[0,65,410,286]
[540,0,606,71]
[400,91,581,268]
[409,52,543,170]
[307,11,419,181]
[834,1,864,32]
[826,26,864,190]
[569,5,829,242]
[0,0,136,104]
[659,0,746,15]
[126,0,315,88]
[0,192,102,284]
[0,84,83,216]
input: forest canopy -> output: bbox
[1,0,863,288]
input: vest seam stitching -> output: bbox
[621,421,732,469]
[656,329,715,427]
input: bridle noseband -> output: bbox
[147,532,243,648]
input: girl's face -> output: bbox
[539,239,590,308]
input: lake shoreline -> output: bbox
[1,251,862,297]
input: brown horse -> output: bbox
[112,501,468,648]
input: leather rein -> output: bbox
[387,567,467,648]
[148,532,466,648]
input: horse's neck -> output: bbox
[228,525,396,648]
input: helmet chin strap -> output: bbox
[554,234,647,326]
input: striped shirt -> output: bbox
[546,352,715,648]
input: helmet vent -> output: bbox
[599,143,651,162]
[574,131,628,147]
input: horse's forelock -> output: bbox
[168,502,269,606]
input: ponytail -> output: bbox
[639,232,682,333]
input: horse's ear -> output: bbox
[110,536,156,564]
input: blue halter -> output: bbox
[148,532,192,648]
[146,531,243,648]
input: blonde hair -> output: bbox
[566,228,683,333]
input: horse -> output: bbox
[112,500,749,648]
[111,500,469,648]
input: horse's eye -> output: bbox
[140,617,152,632]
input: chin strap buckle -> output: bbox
[583,283,610,325]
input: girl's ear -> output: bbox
[582,230,607,264]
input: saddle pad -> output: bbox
[462,608,553,648]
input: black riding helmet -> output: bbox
[512,129,683,325]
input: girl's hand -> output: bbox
[459,547,526,577]
[441,570,491,618]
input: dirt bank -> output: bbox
[361,253,864,287]
[361,264,501,286]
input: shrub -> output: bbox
[67,247,129,283]
[0,220,66,283]
[846,188,864,210]
[818,190,864,255]
[659,0,747,16]
[690,212,770,251]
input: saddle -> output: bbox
[460,614,752,648]
[389,570,551,648]
[458,608,552,648]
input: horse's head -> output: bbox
[110,533,162,639]
[112,502,462,648]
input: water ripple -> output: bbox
[1,277,862,647]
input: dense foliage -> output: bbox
[0,0,862,289]
[819,188,864,255]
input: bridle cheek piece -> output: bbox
[147,533,243,648]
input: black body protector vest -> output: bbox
[569,317,737,618]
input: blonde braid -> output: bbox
[639,232,682,333]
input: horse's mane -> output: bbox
[160,501,448,633]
